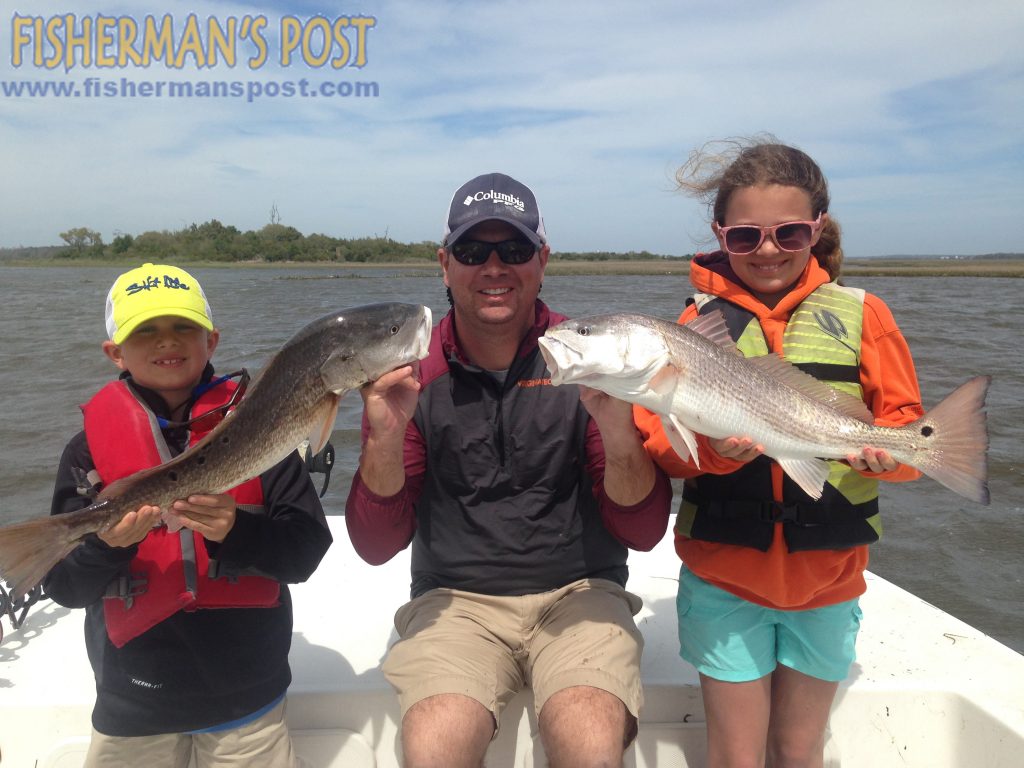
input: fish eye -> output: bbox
[578,326,591,337]
[389,324,400,335]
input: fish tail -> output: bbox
[908,375,991,505]
[0,516,82,601]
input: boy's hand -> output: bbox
[171,493,237,542]
[99,505,162,547]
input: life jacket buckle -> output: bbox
[762,502,801,523]
[103,573,149,610]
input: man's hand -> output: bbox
[358,363,422,497]
[578,385,635,441]
[362,363,421,437]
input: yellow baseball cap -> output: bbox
[105,263,214,344]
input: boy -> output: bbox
[44,263,332,768]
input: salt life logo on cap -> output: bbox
[443,172,546,248]
[105,263,214,344]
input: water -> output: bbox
[0,266,1020,652]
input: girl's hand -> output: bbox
[709,436,764,463]
[846,447,898,474]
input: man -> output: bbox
[346,172,671,768]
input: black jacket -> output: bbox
[43,368,333,736]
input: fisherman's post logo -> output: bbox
[3,11,381,103]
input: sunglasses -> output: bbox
[449,238,537,266]
[716,213,823,256]
[157,369,250,431]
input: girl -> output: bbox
[635,139,925,767]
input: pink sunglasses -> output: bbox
[715,213,823,256]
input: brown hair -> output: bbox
[677,136,843,280]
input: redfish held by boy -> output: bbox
[537,311,990,505]
[0,303,433,601]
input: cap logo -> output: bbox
[463,189,525,212]
[125,273,194,297]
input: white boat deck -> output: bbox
[2,517,1022,767]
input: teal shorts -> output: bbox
[677,565,862,683]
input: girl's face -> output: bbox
[714,184,825,308]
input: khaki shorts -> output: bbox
[84,698,300,768]
[382,578,644,730]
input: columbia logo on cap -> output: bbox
[444,172,545,247]
[462,190,526,212]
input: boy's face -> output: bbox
[102,315,219,411]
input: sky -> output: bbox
[0,0,1022,257]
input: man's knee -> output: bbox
[539,686,632,767]
[402,693,495,768]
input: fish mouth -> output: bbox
[414,306,433,360]
[538,336,580,385]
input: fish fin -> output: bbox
[776,457,830,500]
[905,376,990,505]
[0,515,84,601]
[97,468,153,500]
[649,364,680,398]
[664,414,700,469]
[747,354,874,423]
[309,393,341,454]
[686,310,741,353]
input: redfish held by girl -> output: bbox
[0,303,433,601]
[538,311,989,505]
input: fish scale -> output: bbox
[538,310,989,506]
[0,302,433,601]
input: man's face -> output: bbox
[438,219,549,335]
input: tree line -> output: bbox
[43,222,680,263]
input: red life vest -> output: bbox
[82,378,280,648]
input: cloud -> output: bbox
[0,0,1021,256]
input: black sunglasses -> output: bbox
[449,238,537,266]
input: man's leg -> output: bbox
[402,693,495,768]
[539,685,632,768]
[530,579,644,768]
[383,589,525,767]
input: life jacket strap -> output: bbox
[103,573,149,610]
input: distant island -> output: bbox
[1,220,1021,277]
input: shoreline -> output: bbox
[2,257,1023,278]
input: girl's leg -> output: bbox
[766,664,839,768]
[699,672,772,768]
